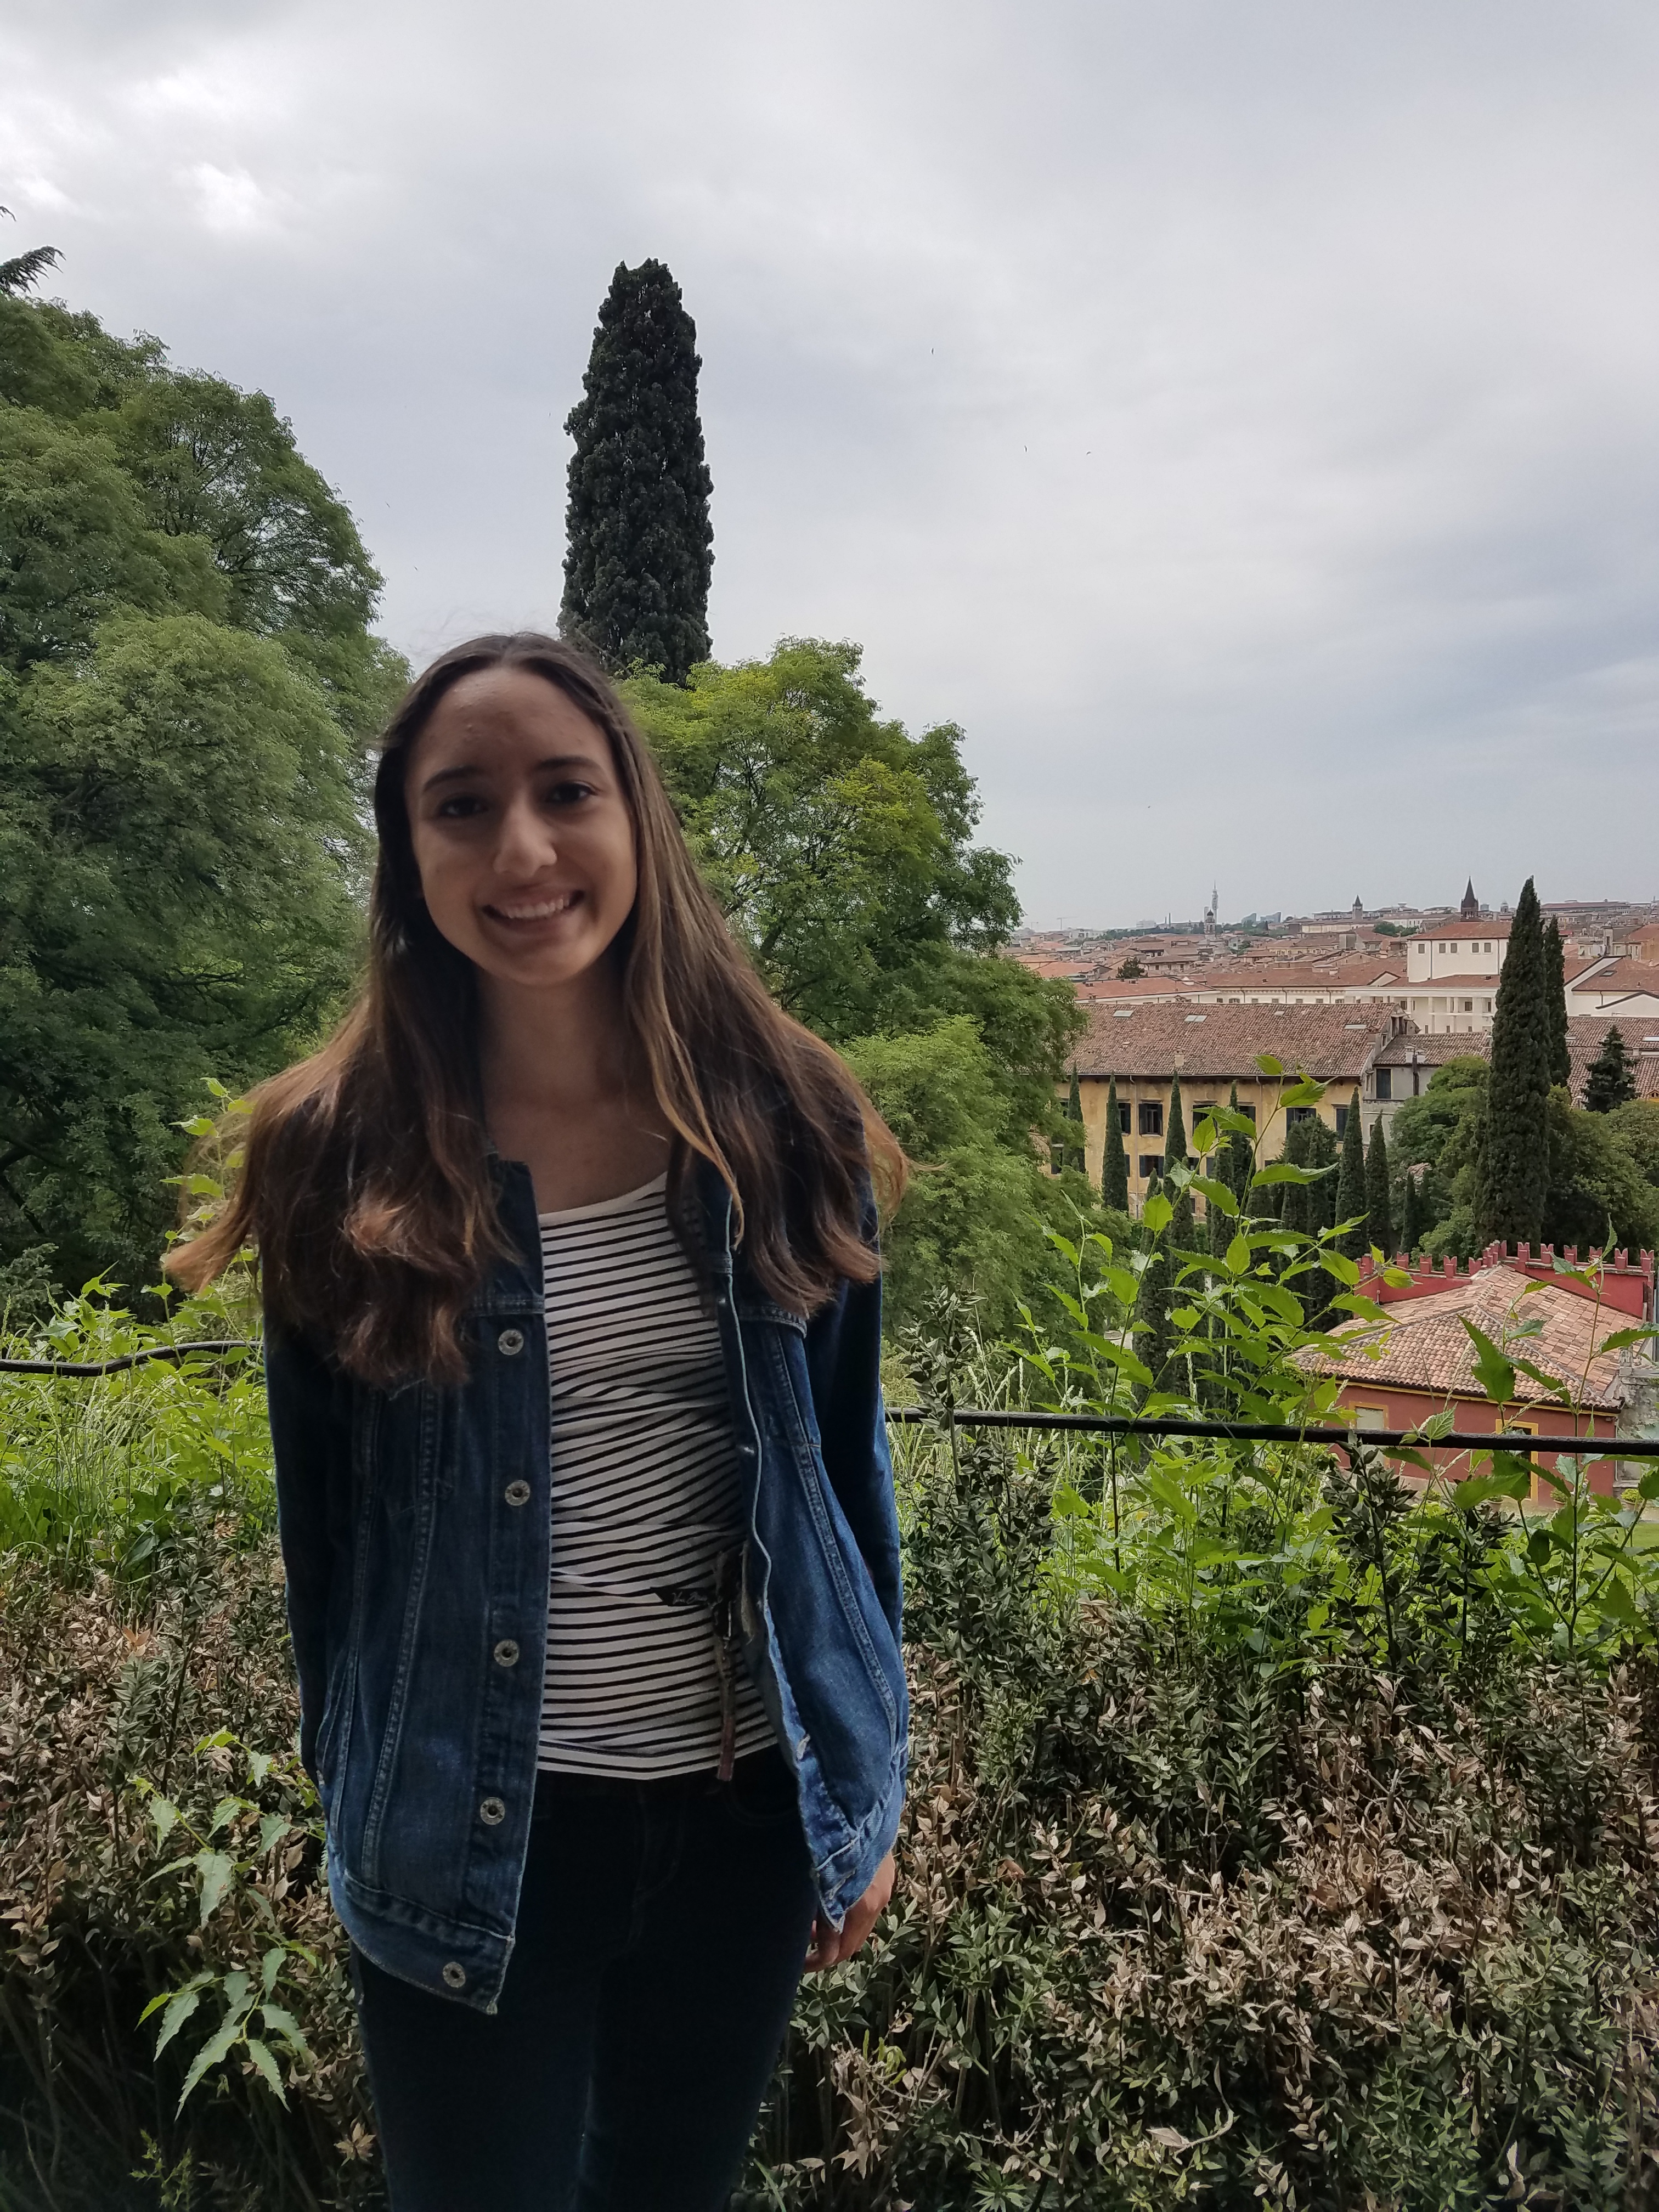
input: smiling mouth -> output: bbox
[484,890,583,924]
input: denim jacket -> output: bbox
[264,1155,907,2014]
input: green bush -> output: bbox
[6,1087,1659,2207]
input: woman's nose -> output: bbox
[493,792,555,874]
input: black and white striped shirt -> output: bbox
[536,1173,775,1777]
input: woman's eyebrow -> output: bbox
[419,752,605,796]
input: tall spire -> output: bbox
[1461,878,1479,920]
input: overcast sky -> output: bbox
[5,0,1657,927]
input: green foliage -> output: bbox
[1101,1074,1128,1214]
[1543,1086,1659,1253]
[0,291,405,1295]
[1063,1067,1084,1173]
[1115,953,1144,979]
[1334,1087,1366,1259]
[1479,877,1551,1243]
[1365,1110,1393,1254]
[843,1018,1060,1335]
[1544,914,1571,1087]
[1389,1057,1489,1254]
[0,619,371,1290]
[1401,1161,1425,1253]
[560,259,713,684]
[9,1184,1659,2204]
[1586,1024,1637,1114]
[626,639,1083,1324]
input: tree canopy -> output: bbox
[625,638,1085,1327]
[560,260,713,684]
[0,290,404,1293]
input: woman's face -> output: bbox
[404,667,639,996]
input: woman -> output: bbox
[167,635,909,2211]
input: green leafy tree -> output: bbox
[845,1017,1091,1334]
[0,205,60,298]
[1101,1075,1128,1213]
[1365,1115,1393,1255]
[1477,878,1549,1244]
[560,260,713,683]
[1585,1026,1636,1114]
[1334,1090,1366,1258]
[1543,1090,1659,1252]
[1544,915,1571,1087]
[623,642,1076,1139]
[0,288,403,1291]
[0,615,368,1290]
[1116,955,1145,980]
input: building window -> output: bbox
[1375,1067,1392,1100]
[1118,1102,1131,1133]
[1138,1154,1161,1180]
[1463,999,1474,1013]
[1238,1102,1256,1124]
[1286,1105,1316,1127]
[1350,1405,1387,1432]
[1334,1105,1349,1136]
[1138,1101,1163,1136]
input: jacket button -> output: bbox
[442,1961,467,1990]
[504,1480,532,1507]
[479,1796,506,1826]
[493,1639,520,1668]
[497,1328,525,1356]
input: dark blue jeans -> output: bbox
[349,1748,817,2211]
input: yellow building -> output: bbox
[1070,1003,1409,1203]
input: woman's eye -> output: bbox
[434,794,487,819]
[545,782,596,806]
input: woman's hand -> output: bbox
[803,1850,895,1972]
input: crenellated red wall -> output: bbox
[1356,1243,1655,1319]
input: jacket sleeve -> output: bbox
[263,1324,353,1786]
[803,1210,902,1649]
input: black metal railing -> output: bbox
[0,1340,254,1378]
[883,1406,1659,1457]
[3,1344,1651,1460]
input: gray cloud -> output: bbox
[4,0,1657,923]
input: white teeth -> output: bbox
[493,893,577,921]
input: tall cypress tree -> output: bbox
[1066,1068,1086,1172]
[1543,916,1571,1087]
[1477,877,1550,1244]
[1224,1081,1254,1206]
[1365,1116,1393,1255]
[1165,1075,1193,1246]
[1334,1090,1367,1257]
[561,260,714,682]
[1134,1179,1173,1397]
[1401,1165,1423,1255]
[1101,1075,1128,1212]
[1585,1026,1636,1113]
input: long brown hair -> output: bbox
[166,634,904,1386]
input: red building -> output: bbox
[1300,1247,1655,1496]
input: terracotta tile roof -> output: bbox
[1375,1032,1492,1068]
[1075,975,1197,1001]
[1301,1266,1630,1411]
[1568,958,1659,998]
[1412,917,1511,942]
[1075,1002,1397,1082]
